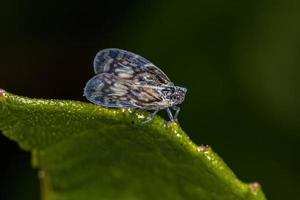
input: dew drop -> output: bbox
[250,182,260,192]
[197,144,210,153]
[0,89,6,97]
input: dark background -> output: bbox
[0,0,300,199]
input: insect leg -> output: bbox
[172,106,180,121]
[142,110,159,124]
[166,108,174,122]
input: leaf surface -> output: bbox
[0,89,266,200]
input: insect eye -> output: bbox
[171,95,178,100]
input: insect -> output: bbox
[83,48,187,124]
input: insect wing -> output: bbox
[93,48,172,86]
[84,73,164,109]
[94,48,150,74]
[84,73,137,108]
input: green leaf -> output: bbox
[0,89,266,200]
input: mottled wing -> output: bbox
[93,48,173,86]
[84,73,163,109]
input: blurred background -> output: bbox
[0,0,299,199]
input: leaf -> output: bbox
[0,89,266,200]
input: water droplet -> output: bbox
[136,113,145,119]
[0,89,6,97]
[196,144,210,153]
[38,170,45,179]
[250,182,260,192]
[176,133,182,138]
